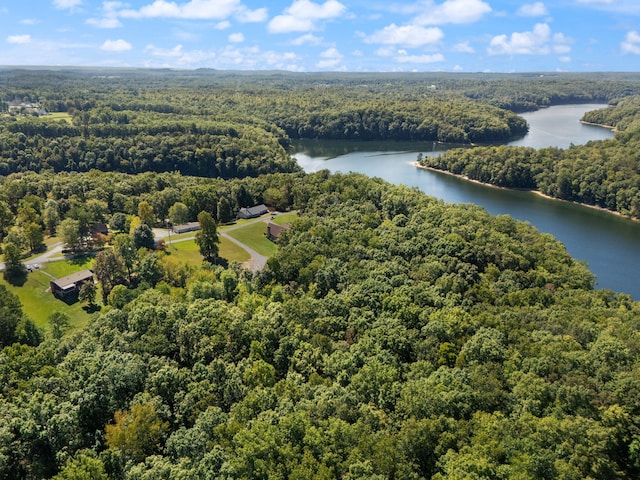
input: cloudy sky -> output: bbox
[1,0,640,72]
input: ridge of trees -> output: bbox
[0,170,639,479]
[420,98,640,219]
[3,70,640,179]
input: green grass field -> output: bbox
[226,221,277,257]
[3,212,294,334]
[1,268,92,332]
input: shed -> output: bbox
[237,204,269,219]
[172,221,201,234]
[266,222,289,241]
[50,270,94,298]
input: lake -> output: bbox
[292,104,640,299]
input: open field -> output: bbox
[225,221,277,257]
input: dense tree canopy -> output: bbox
[0,170,638,479]
[1,69,640,479]
[420,98,640,219]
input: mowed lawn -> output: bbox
[3,213,294,334]
[225,221,277,257]
[165,236,251,264]
[1,257,95,332]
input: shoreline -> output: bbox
[413,162,638,223]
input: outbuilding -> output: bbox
[50,270,94,299]
[237,204,269,219]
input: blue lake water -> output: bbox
[293,104,640,299]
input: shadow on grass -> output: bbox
[83,304,101,314]
[207,257,229,268]
[4,270,28,286]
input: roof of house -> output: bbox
[51,270,94,289]
[238,204,268,217]
[172,221,201,233]
[267,222,289,238]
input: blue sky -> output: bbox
[1,0,640,72]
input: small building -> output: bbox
[172,221,201,234]
[90,223,109,237]
[266,222,289,241]
[237,204,269,219]
[50,270,94,299]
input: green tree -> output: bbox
[132,224,155,250]
[24,222,44,252]
[217,196,234,224]
[52,450,109,480]
[113,233,137,282]
[109,212,127,232]
[138,201,156,227]
[43,201,60,235]
[79,281,97,307]
[48,311,71,340]
[0,283,24,347]
[2,241,26,281]
[168,201,189,226]
[93,249,125,302]
[194,211,219,262]
[0,200,14,240]
[58,218,82,251]
[105,403,169,463]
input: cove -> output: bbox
[292,104,640,299]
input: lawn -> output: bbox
[166,237,251,264]
[271,211,299,225]
[226,221,277,257]
[1,269,93,332]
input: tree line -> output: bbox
[420,98,640,219]
[0,169,638,479]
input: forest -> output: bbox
[0,69,639,479]
[420,96,640,219]
[1,168,639,480]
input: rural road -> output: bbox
[156,214,281,272]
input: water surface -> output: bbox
[293,104,640,298]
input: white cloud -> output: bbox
[316,47,343,68]
[291,33,323,45]
[414,0,491,25]
[119,0,255,20]
[558,56,571,63]
[87,17,122,28]
[234,6,268,22]
[517,2,548,17]
[395,51,445,63]
[268,0,346,33]
[488,23,571,55]
[452,41,474,53]
[228,32,245,43]
[142,43,303,70]
[365,24,444,48]
[100,39,132,51]
[20,19,40,25]
[53,0,82,9]
[215,21,231,30]
[621,30,640,54]
[87,2,125,29]
[7,35,32,44]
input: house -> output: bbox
[50,270,94,299]
[266,222,289,241]
[90,223,109,237]
[172,221,201,234]
[237,204,269,219]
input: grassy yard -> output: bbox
[3,213,290,334]
[226,221,277,257]
[165,236,251,265]
[1,268,93,332]
[271,211,299,225]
